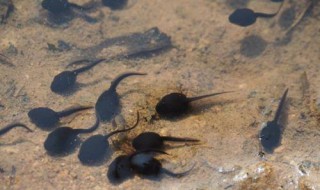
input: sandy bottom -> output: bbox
[1,0,320,189]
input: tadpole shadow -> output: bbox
[54,84,80,97]
[137,173,164,182]
[126,46,173,59]
[279,97,290,133]
[240,35,267,58]
[190,99,237,115]
[0,139,29,146]
[81,149,114,167]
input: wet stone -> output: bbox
[235,162,278,189]
[240,35,267,58]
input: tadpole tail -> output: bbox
[106,112,140,138]
[161,136,200,143]
[73,59,106,74]
[186,91,234,102]
[66,59,91,68]
[273,88,289,123]
[109,72,147,91]
[77,116,100,134]
[255,0,284,18]
[162,163,195,178]
[0,123,32,136]
[254,12,277,18]
[57,106,93,118]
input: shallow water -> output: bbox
[1,0,320,189]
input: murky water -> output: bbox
[1,0,320,189]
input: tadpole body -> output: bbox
[260,88,289,153]
[95,72,146,123]
[132,132,199,151]
[102,0,128,10]
[107,150,167,184]
[78,112,140,166]
[156,91,233,118]
[28,106,92,130]
[44,117,100,156]
[107,155,134,184]
[50,59,105,95]
[130,152,194,178]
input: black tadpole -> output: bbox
[28,105,92,130]
[156,91,233,118]
[95,72,147,123]
[130,152,194,178]
[44,116,100,156]
[228,2,283,27]
[78,112,140,166]
[107,150,167,184]
[102,0,128,10]
[0,123,32,136]
[50,59,105,95]
[132,132,199,151]
[41,0,90,14]
[107,155,134,184]
[260,88,289,153]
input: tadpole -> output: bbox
[78,112,140,166]
[101,0,128,10]
[95,72,146,123]
[259,88,288,153]
[130,152,194,178]
[28,105,92,130]
[44,116,100,156]
[41,0,93,14]
[50,59,105,95]
[156,91,233,118]
[107,150,167,184]
[228,2,283,27]
[107,155,134,184]
[41,0,99,26]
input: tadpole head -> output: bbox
[130,153,162,176]
[42,0,70,14]
[28,107,59,130]
[44,127,80,156]
[155,93,189,118]
[107,155,134,184]
[78,135,111,166]
[259,121,281,153]
[228,8,257,27]
[132,132,164,151]
[102,0,128,10]
[50,71,77,95]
